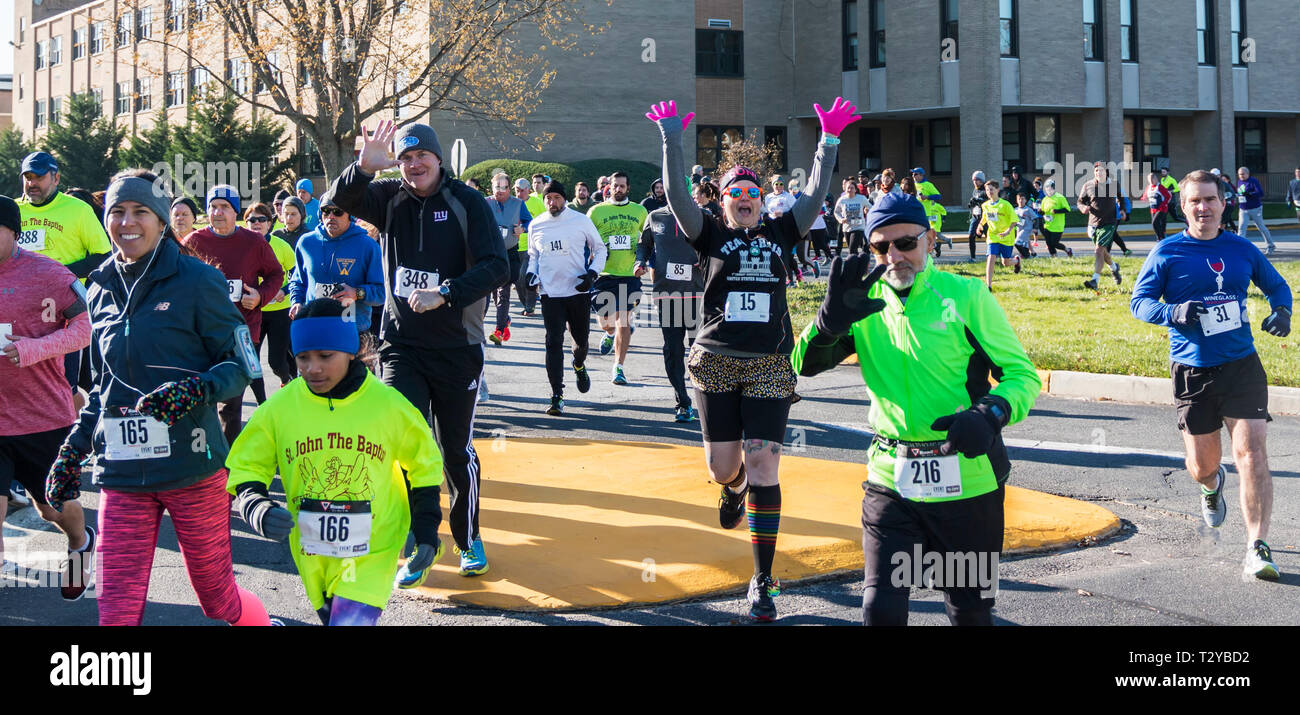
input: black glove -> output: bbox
[575,269,598,293]
[1171,301,1209,328]
[929,397,1010,459]
[524,272,539,288]
[235,482,293,542]
[1262,306,1291,337]
[815,255,887,336]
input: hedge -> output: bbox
[461,158,663,199]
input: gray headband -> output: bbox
[104,177,171,229]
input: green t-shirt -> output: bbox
[1039,194,1071,233]
[18,191,112,275]
[1160,176,1179,195]
[588,200,648,277]
[520,195,545,251]
[264,234,297,312]
[980,198,1016,245]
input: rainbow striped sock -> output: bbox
[747,484,781,577]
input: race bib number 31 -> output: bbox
[1202,300,1242,336]
[395,267,438,299]
[104,413,171,461]
[724,292,770,323]
[17,229,46,251]
[894,446,961,500]
[297,499,373,557]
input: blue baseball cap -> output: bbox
[295,178,313,192]
[21,151,59,176]
[910,167,926,176]
[863,192,930,239]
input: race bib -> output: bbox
[499,226,512,242]
[313,282,343,299]
[545,239,569,255]
[609,234,633,251]
[724,291,770,323]
[0,323,12,349]
[227,279,244,302]
[17,229,45,251]
[893,444,962,500]
[666,262,693,281]
[395,266,437,299]
[297,499,373,557]
[1201,300,1242,336]
[104,413,171,461]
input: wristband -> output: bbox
[821,133,842,146]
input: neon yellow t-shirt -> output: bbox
[1039,194,1071,233]
[979,198,1016,245]
[18,191,112,277]
[520,195,545,252]
[263,234,297,311]
[588,200,648,277]
[225,372,444,610]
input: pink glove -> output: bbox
[814,96,862,137]
[645,100,696,132]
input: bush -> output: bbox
[460,158,662,200]
[569,159,662,199]
[461,160,577,191]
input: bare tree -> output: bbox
[715,129,787,188]
[120,0,608,179]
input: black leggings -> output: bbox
[1041,228,1067,257]
[540,293,590,395]
[661,325,693,408]
[1151,212,1168,241]
[846,230,867,255]
[967,218,981,260]
[250,309,295,404]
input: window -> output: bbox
[868,0,885,67]
[227,57,250,94]
[1197,0,1216,65]
[298,62,312,89]
[1230,0,1245,65]
[91,22,107,54]
[50,36,63,66]
[167,0,185,32]
[17,74,22,101]
[117,14,133,46]
[18,16,24,43]
[842,1,858,71]
[394,71,409,119]
[1236,118,1266,173]
[940,0,959,59]
[299,133,325,176]
[255,52,280,93]
[50,96,63,125]
[91,88,104,117]
[35,40,46,70]
[116,81,132,114]
[1083,0,1102,60]
[73,28,86,61]
[695,125,744,170]
[1002,114,1023,172]
[394,0,408,15]
[137,7,154,40]
[191,66,211,93]
[1120,0,1137,61]
[34,99,46,129]
[858,127,881,172]
[765,126,788,172]
[135,78,152,112]
[999,0,1017,57]
[1032,115,1060,172]
[167,71,186,106]
[192,0,208,24]
[695,30,743,77]
[1122,116,1167,165]
[930,119,953,175]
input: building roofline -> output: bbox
[30,1,104,29]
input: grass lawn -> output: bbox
[938,202,1298,232]
[787,257,1300,387]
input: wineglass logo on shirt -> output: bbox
[1207,258,1226,295]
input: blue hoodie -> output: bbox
[302,197,321,233]
[288,221,385,332]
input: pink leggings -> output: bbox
[97,470,267,626]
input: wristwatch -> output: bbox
[355,287,367,303]
[438,284,452,303]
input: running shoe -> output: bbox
[674,405,698,423]
[546,395,564,416]
[612,365,628,385]
[1201,465,1227,528]
[574,364,591,393]
[522,308,536,317]
[502,325,512,342]
[489,329,504,345]
[599,332,614,355]
[457,538,490,577]
[719,479,748,530]
[1266,245,1277,256]
[395,538,446,590]
[1083,278,1099,291]
[1065,246,1074,258]
[61,526,97,601]
[1013,257,1021,274]
[1112,264,1122,285]
[748,574,779,622]
[8,483,30,509]
[790,392,802,404]
[1243,539,1280,580]
[945,236,954,247]
[1123,249,1133,257]
[812,262,821,279]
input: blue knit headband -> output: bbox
[290,317,359,356]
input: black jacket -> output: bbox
[332,163,508,349]
[70,238,257,492]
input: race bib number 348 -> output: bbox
[395,267,438,299]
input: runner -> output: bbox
[1038,180,1073,258]
[524,180,607,415]
[44,170,274,626]
[486,172,531,345]
[1235,167,1276,255]
[1214,169,1239,233]
[226,298,446,624]
[1159,167,1184,225]
[588,171,648,385]
[979,179,1020,290]
[180,185,285,444]
[835,181,870,255]
[911,167,952,257]
[1011,193,1039,259]
[516,178,545,316]
[244,202,297,401]
[286,191,384,339]
[965,171,987,261]
[0,194,96,599]
[332,120,507,578]
[273,196,311,249]
[1287,167,1300,223]
[568,182,595,214]
[1130,169,1292,580]
[791,193,1040,625]
[647,96,855,621]
[1078,162,1124,291]
[1143,171,1173,242]
[296,178,321,233]
[636,205,704,422]
[642,179,668,212]
[170,197,198,241]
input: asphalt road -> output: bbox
[4,229,1298,627]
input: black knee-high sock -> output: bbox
[747,484,781,577]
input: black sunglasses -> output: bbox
[868,228,928,256]
[321,207,347,217]
[247,216,271,223]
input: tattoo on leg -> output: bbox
[744,439,767,455]
[770,441,781,456]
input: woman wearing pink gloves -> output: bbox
[647,97,860,621]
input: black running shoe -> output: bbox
[546,395,564,416]
[1083,278,1099,291]
[748,574,778,622]
[719,478,748,530]
[574,364,591,393]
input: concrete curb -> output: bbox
[1038,369,1300,416]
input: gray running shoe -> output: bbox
[1201,465,1227,528]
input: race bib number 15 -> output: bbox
[724,292,770,323]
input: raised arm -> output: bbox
[792,98,859,234]
[647,101,702,241]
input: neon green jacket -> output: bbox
[791,261,1040,502]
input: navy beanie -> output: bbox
[863,192,930,238]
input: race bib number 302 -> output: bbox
[1201,300,1242,336]
[609,234,633,251]
[297,499,373,557]
[724,291,770,323]
[104,413,171,461]
[395,267,438,299]
[17,229,46,251]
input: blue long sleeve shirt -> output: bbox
[1131,230,1292,367]
[288,222,385,332]
[1236,177,1265,211]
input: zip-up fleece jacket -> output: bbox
[287,222,385,332]
[331,164,509,349]
[67,238,258,492]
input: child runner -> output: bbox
[979,180,1020,290]
[1012,193,1040,259]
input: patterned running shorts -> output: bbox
[686,345,797,399]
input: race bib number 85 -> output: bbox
[395,267,438,299]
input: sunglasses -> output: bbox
[868,229,928,256]
[726,187,762,199]
[247,216,271,223]
[321,207,347,217]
